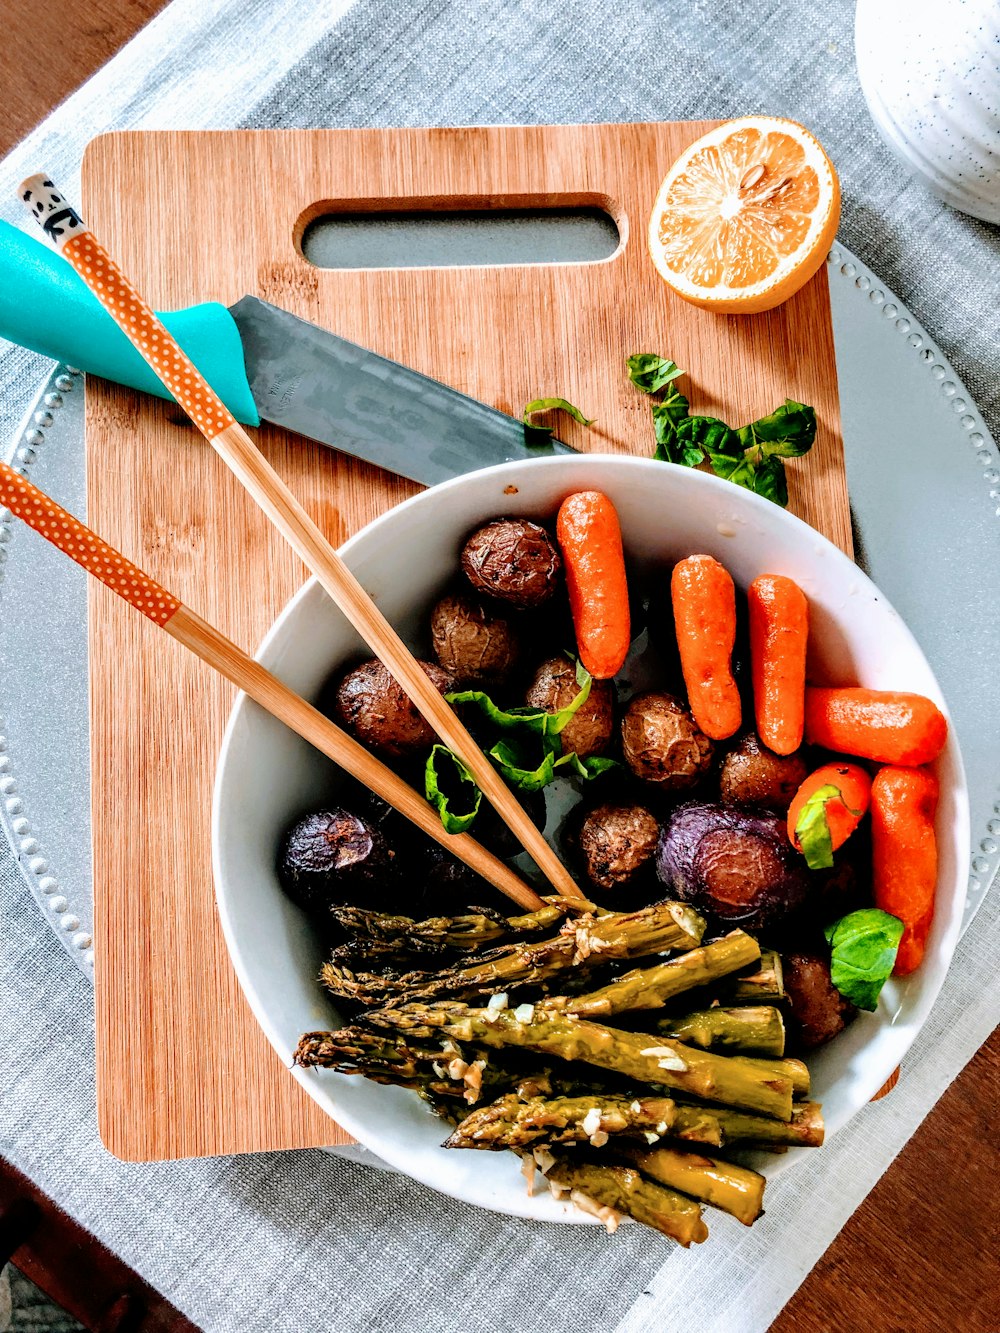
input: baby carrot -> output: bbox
[748,574,809,755]
[803,688,947,766]
[871,766,939,975]
[556,490,630,680]
[787,761,872,868]
[671,554,742,740]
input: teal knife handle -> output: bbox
[0,219,259,425]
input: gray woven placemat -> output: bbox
[1,2,998,1331]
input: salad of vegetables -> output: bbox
[277,489,945,1244]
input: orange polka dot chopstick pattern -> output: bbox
[0,461,181,625]
[19,174,235,440]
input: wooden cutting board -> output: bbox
[83,123,848,1161]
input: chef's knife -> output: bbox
[0,219,573,485]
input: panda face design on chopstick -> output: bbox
[20,175,83,250]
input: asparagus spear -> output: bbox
[322,900,706,1007]
[330,900,577,952]
[368,1002,795,1119]
[445,1091,677,1151]
[740,1055,810,1098]
[546,931,760,1019]
[670,1100,825,1149]
[327,937,451,967]
[622,1144,765,1226]
[542,1156,708,1245]
[296,1026,622,1103]
[294,1026,509,1104]
[718,949,785,1004]
[654,1006,785,1058]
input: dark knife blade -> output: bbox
[228,296,574,485]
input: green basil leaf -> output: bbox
[424,744,482,834]
[635,362,812,509]
[562,753,623,780]
[684,416,741,456]
[651,384,691,433]
[522,397,595,438]
[704,445,789,507]
[447,668,592,739]
[794,783,840,869]
[824,908,905,1011]
[736,399,817,459]
[748,455,789,507]
[488,736,560,792]
[626,353,684,395]
[704,446,758,489]
[652,391,705,467]
[491,736,621,790]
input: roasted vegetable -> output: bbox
[329,899,573,954]
[656,802,810,932]
[748,574,809,755]
[429,590,521,685]
[333,658,454,758]
[670,1099,824,1149]
[543,1156,708,1245]
[782,951,856,1051]
[549,930,760,1019]
[718,731,807,813]
[871,766,939,975]
[788,762,872,869]
[278,809,396,914]
[803,687,947,766]
[370,1001,796,1118]
[524,656,615,759]
[622,1144,765,1225]
[556,490,631,680]
[324,899,706,1006]
[718,949,785,1003]
[620,692,714,789]
[342,783,544,917]
[574,802,660,894]
[445,1091,677,1150]
[653,1005,785,1057]
[460,518,562,609]
[671,555,742,741]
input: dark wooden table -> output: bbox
[3,5,997,1330]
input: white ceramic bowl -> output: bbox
[213,456,967,1223]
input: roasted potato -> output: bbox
[718,731,809,812]
[430,590,521,685]
[347,783,545,916]
[656,801,810,932]
[620,692,714,789]
[333,658,454,758]
[576,802,660,894]
[278,809,395,914]
[783,951,857,1051]
[524,656,615,758]
[460,518,562,608]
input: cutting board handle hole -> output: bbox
[296,197,623,270]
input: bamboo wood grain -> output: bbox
[81,124,851,1161]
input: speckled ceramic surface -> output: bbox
[1,243,999,978]
[856,0,1000,223]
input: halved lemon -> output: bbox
[648,116,840,314]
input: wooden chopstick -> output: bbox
[19,175,584,904]
[0,459,546,913]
